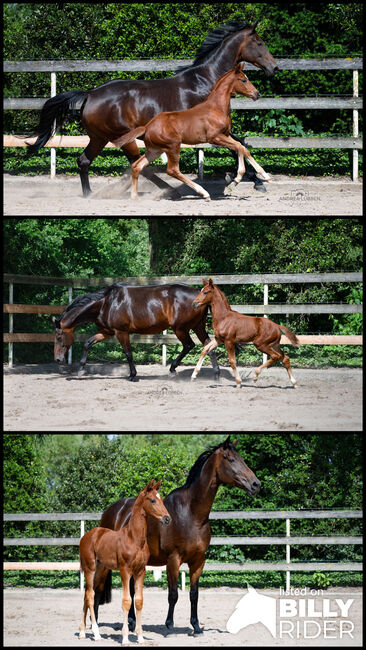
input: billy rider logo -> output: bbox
[226,584,355,640]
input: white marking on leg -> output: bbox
[91,623,101,641]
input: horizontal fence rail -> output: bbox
[3,57,363,180]
[4,273,363,368]
[3,510,363,591]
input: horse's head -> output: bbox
[214,436,261,495]
[192,278,215,310]
[52,316,74,363]
[140,479,171,526]
[231,63,260,100]
[237,21,278,78]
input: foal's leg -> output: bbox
[134,571,146,643]
[78,331,113,377]
[165,148,211,201]
[131,147,163,199]
[120,568,132,645]
[224,340,242,389]
[209,134,270,194]
[80,568,101,641]
[253,341,297,387]
[191,338,220,381]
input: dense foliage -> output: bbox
[3,433,362,589]
[3,218,362,368]
[3,2,363,177]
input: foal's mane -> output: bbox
[212,283,232,311]
[176,20,251,73]
[183,438,236,488]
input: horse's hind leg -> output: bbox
[80,568,101,641]
[281,351,297,387]
[77,136,107,197]
[166,149,211,201]
[253,342,297,387]
[169,329,195,376]
[131,148,163,199]
[115,331,138,381]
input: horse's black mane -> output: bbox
[177,20,251,73]
[57,283,126,322]
[183,439,236,488]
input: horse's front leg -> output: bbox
[78,331,113,377]
[191,338,219,381]
[120,567,132,645]
[133,571,146,643]
[115,331,138,381]
[189,556,205,634]
[165,553,181,632]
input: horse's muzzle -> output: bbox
[161,515,171,526]
[192,301,200,311]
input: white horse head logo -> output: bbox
[226,584,276,638]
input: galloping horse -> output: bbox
[94,436,261,634]
[79,480,170,644]
[115,63,271,201]
[192,278,299,389]
[26,20,278,196]
[52,282,220,380]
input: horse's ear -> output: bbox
[52,316,61,329]
[250,19,259,34]
[145,479,156,491]
[223,435,231,449]
[154,480,162,491]
[202,278,208,286]
[232,438,239,447]
[208,278,214,287]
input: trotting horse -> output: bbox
[52,282,220,380]
[94,436,261,634]
[26,20,278,196]
[79,480,170,644]
[191,278,299,389]
[114,63,271,201]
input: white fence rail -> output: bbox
[4,510,362,591]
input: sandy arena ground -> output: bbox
[3,587,362,646]
[3,173,363,216]
[3,364,362,431]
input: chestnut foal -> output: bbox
[79,480,170,644]
[191,279,299,389]
[113,63,270,201]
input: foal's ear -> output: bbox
[208,278,214,287]
[202,278,208,286]
[145,479,156,491]
[154,480,162,491]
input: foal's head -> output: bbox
[230,62,260,100]
[139,479,171,526]
[192,278,217,310]
[52,317,74,363]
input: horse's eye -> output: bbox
[150,498,156,504]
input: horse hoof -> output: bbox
[127,376,139,382]
[204,195,211,201]
[254,183,267,192]
[77,368,87,377]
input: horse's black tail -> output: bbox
[26,90,87,154]
[98,569,112,605]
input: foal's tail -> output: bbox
[111,126,146,148]
[26,90,87,154]
[279,325,300,347]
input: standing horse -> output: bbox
[114,63,271,201]
[191,278,299,389]
[94,436,261,634]
[52,282,219,380]
[26,20,278,196]
[79,479,170,644]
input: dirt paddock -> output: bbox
[4,172,363,216]
[3,363,362,431]
[3,587,362,646]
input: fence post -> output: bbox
[68,286,73,365]
[263,283,268,365]
[286,517,291,591]
[198,149,204,180]
[50,72,57,179]
[181,569,186,591]
[9,281,14,368]
[352,70,359,182]
[80,520,85,590]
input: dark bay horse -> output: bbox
[192,278,299,389]
[115,63,270,201]
[26,20,278,196]
[94,436,260,634]
[79,480,170,643]
[52,283,219,380]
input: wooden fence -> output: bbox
[3,509,363,591]
[3,272,362,368]
[3,57,363,180]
